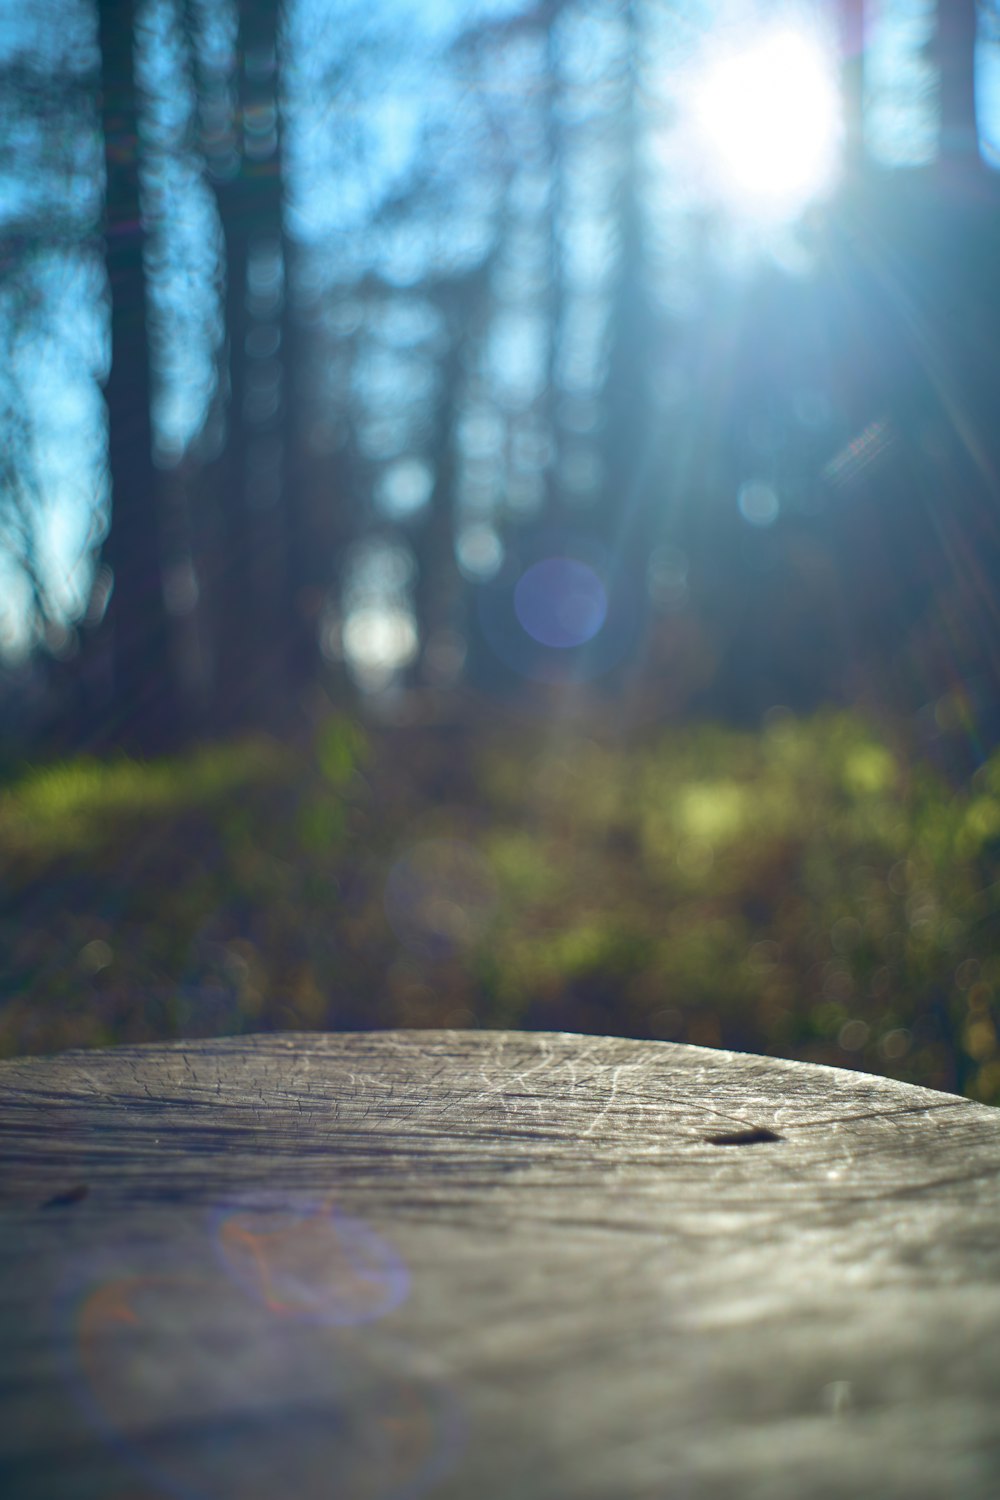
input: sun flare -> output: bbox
[690,24,843,220]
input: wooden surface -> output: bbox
[2,1030,1000,1499]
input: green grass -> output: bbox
[0,737,290,857]
[2,708,999,1105]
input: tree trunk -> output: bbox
[207,0,297,729]
[938,0,979,168]
[96,0,179,751]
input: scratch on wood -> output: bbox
[584,1062,643,1137]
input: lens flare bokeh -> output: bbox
[513,558,608,650]
[210,1195,410,1326]
[477,535,640,687]
[62,1226,460,1500]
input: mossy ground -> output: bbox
[3,709,998,1104]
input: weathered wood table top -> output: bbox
[2,1030,1000,1500]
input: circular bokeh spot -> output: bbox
[385,839,496,955]
[474,529,640,688]
[375,459,433,520]
[513,557,608,649]
[737,479,780,527]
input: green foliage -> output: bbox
[316,716,368,789]
[0,738,289,857]
[2,710,1000,1107]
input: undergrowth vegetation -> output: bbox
[2,710,999,1104]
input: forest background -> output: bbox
[4,0,1000,1104]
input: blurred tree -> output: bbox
[0,33,106,689]
[96,0,181,748]
[939,0,979,165]
[411,261,497,687]
[0,315,47,644]
[187,0,294,726]
[3,0,999,743]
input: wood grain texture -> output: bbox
[2,1030,1000,1499]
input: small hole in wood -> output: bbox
[41,1183,90,1209]
[704,1127,782,1146]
